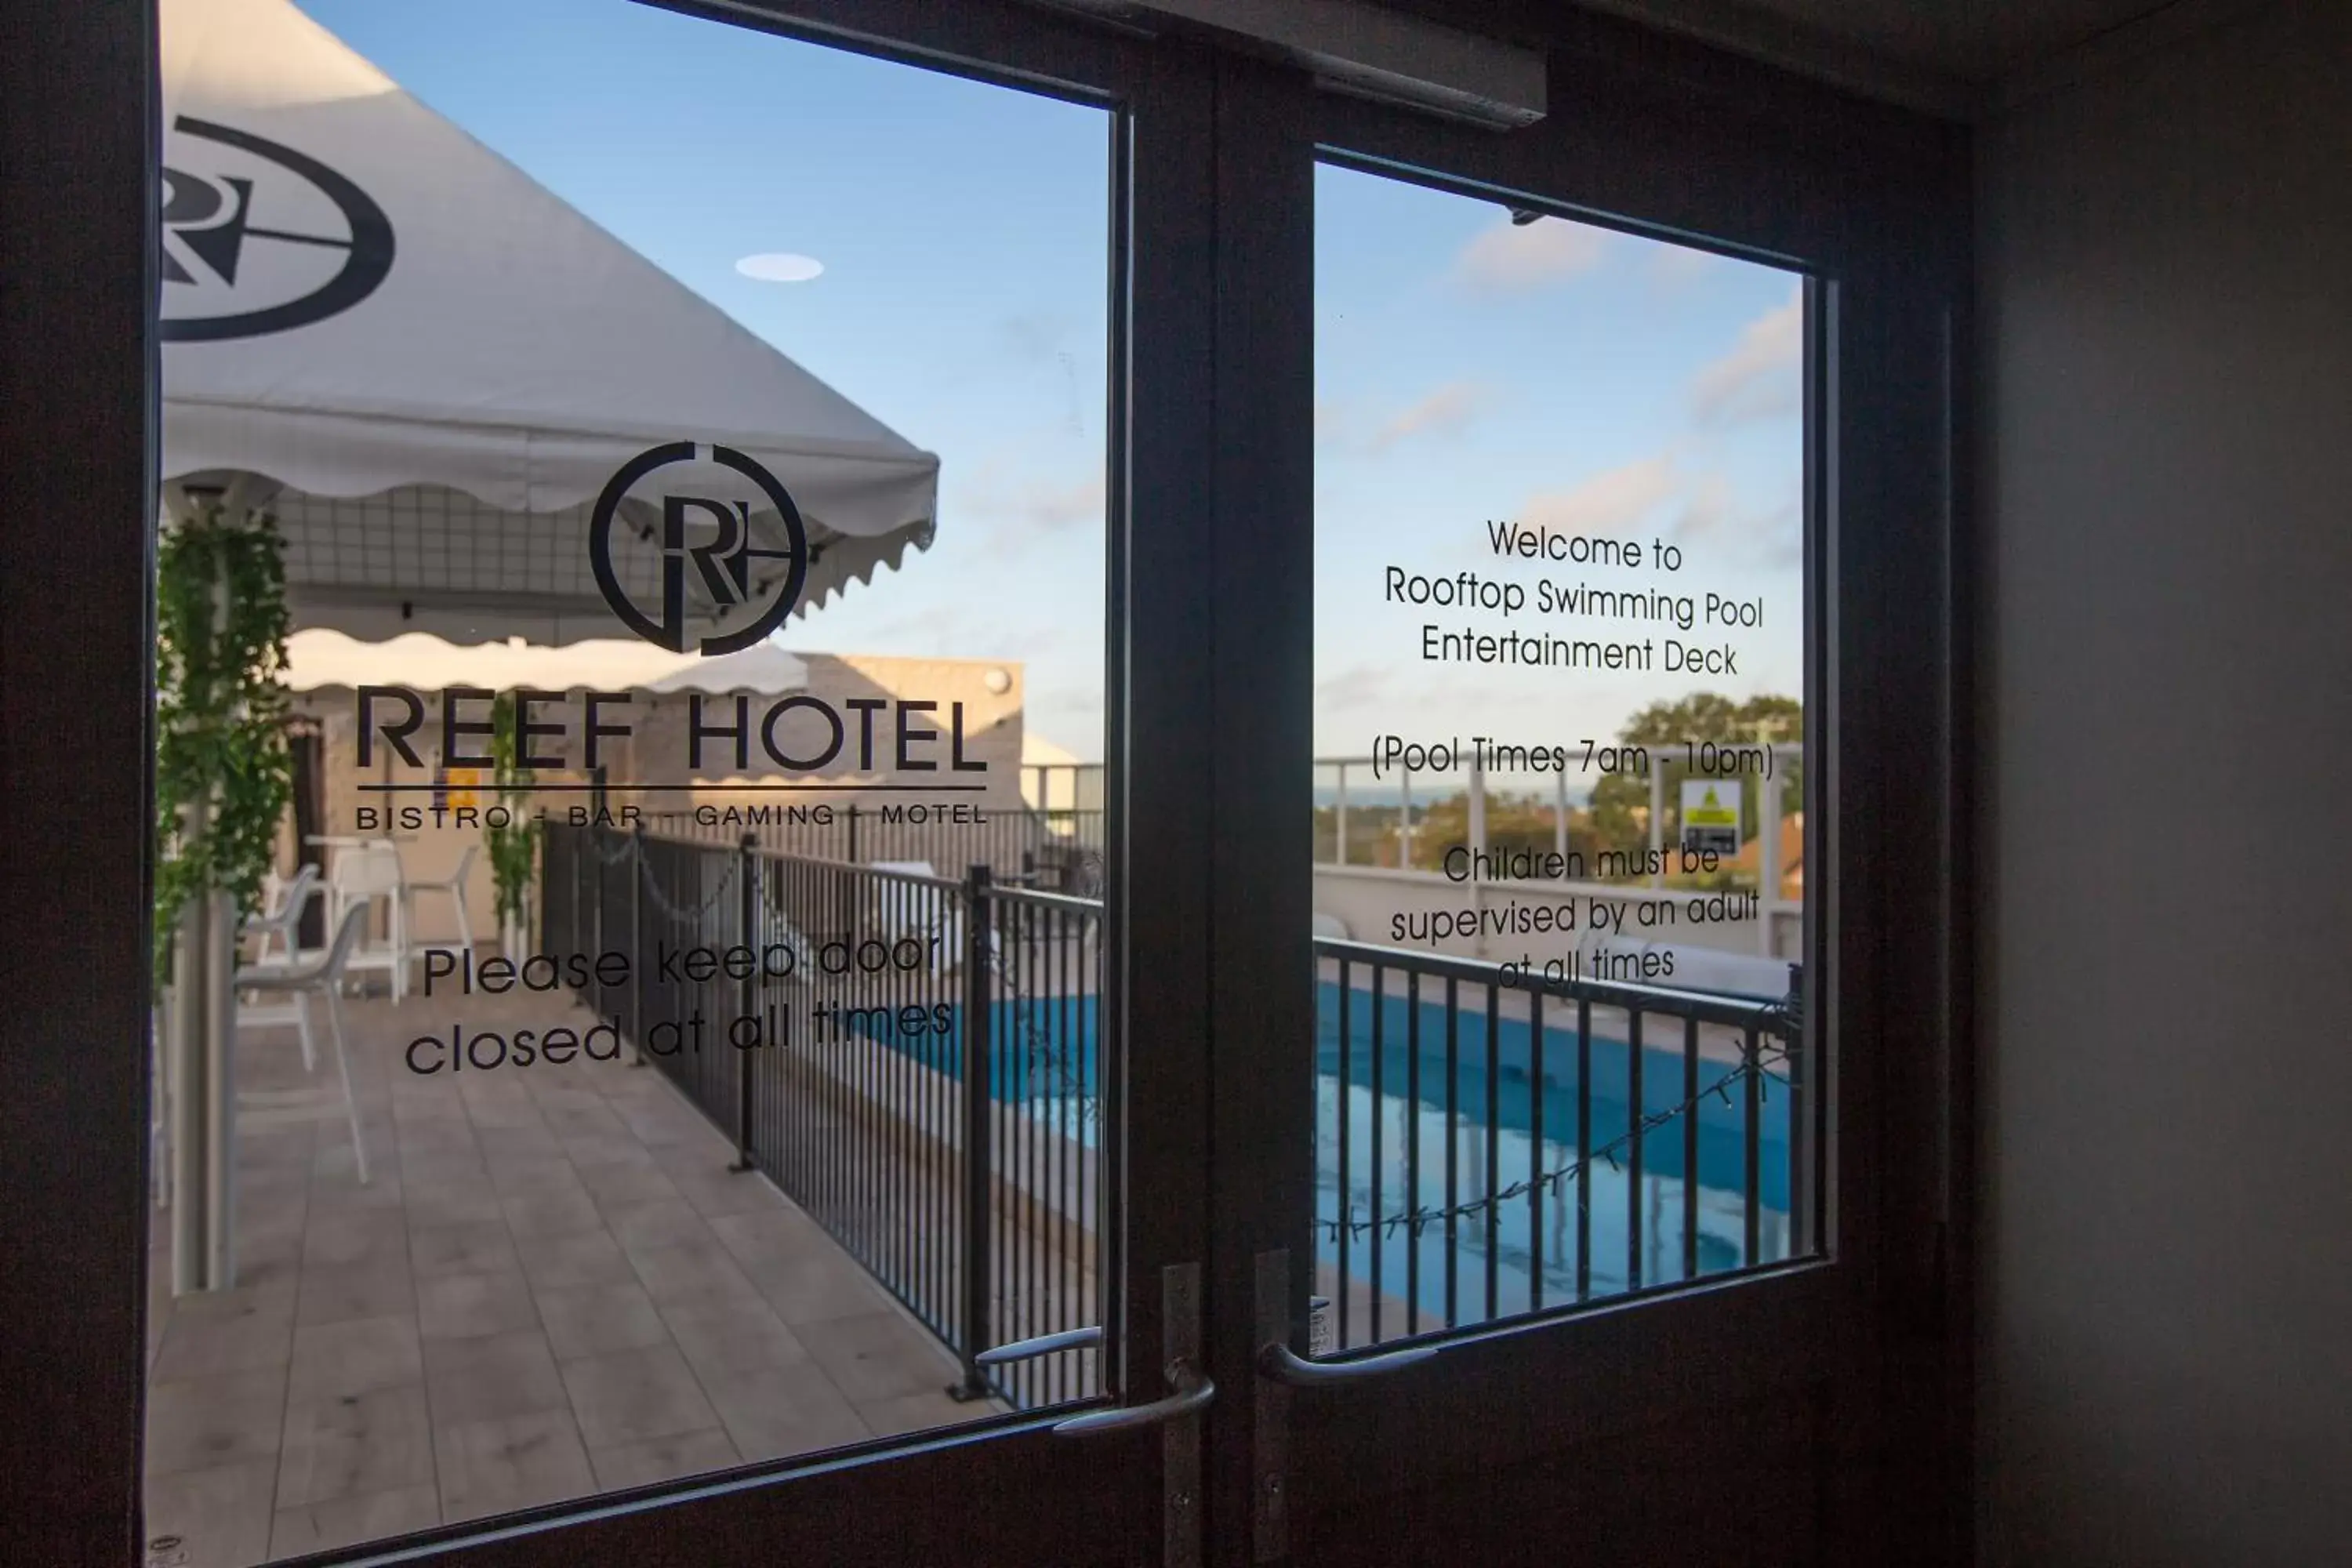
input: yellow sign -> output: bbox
[444,768,481,810]
[1679,779,1741,854]
[1682,782,1738,828]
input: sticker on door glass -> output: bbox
[1311,167,1808,1351]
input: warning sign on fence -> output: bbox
[1679,779,1742,855]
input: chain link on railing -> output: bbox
[1316,1035,1793,1241]
[630,837,740,923]
[549,821,1795,1398]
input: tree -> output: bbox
[154,503,293,975]
[485,693,540,953]
[1588,692,1802,869]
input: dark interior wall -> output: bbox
[1975,3,2352,1563]
[0,0,153,1561]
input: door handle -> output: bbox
[975,1324,1104,1366]
[1020,1265,1205,1566]
[1051,1356,1217,1436]
[1256,1338,1440,1387]
[1250,1248,1444,1563]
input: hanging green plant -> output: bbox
[154,503,295,974]
[486,691,540,942]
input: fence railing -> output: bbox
[637,802,1105,898]
[543,826,1808,1389]
[1312,748,1803,949]
[1312,936,1807,1350]
[542,822,1105,1412]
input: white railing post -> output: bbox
[1648,764,1665,889]
[1335,761,1348,866]
[1759,762,1784,957]
[1468,754,1489,957]
[1399,769,1414,870]
[1468,753,1486,862]
[1554,769,1569,864]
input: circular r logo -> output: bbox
[588,443,811,655]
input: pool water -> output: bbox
[857,978,1794,1323]
[1314,981,1794,1324]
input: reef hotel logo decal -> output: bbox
[160,115,394,341]
[589,443,811,656]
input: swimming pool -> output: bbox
[1313,980,1793,1327]
[855,976,1794,1325]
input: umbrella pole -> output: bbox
[205,888,238,1291]
[169,880,208,1295]
[168,558,241,1294]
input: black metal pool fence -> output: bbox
[641,800,1105,898]
[542,823,1805,1404]
[543,822,1105,1411]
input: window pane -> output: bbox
[1310,162,1811,1349]
[147,0,1110,1556]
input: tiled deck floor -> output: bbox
[144,987,989,1566]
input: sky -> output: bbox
[293,0,1802,771]
[1313,167,1803,779]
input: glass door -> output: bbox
[1303,161,1813,1345]
[1194,43,1965,1568]
[9,4,1963,1564]
[128,2,1221,1563]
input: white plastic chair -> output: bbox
[329,841,409,1003]
[869,860,996,976]
[238,902,372,1184]
[404,843,478,960]
[247,863,321,959]
[255,867,292,953]
[239,864,321,1069]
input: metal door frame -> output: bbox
[1188,14,1973,1564]
[2,2,1969,1564]
[1,1,1230,1563]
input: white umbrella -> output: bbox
[642,644,816,696]
[279,630,809,698]
[159,0,940,648]
[156,0,927,1297]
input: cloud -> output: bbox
[989,315,1089,434]
[996,312,1073,362]
[735,252,823,282]
[1316,666,1388,710]
[1752,497,1805,567]
[1508,455,1801,561]
[1670,473,1735,540]
[954,459,1106,536]
[1650,244,1714,284]
[1025,687,1103,736]
[1667,474,1802,561]
[1009,474,1105,530]
[852,601,989,647]
[1368,380,1486,453]
[1454,217,1607,292]
[861,598,1070,663]
[1690,286,1802,424]
[1514,454,1680,539]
